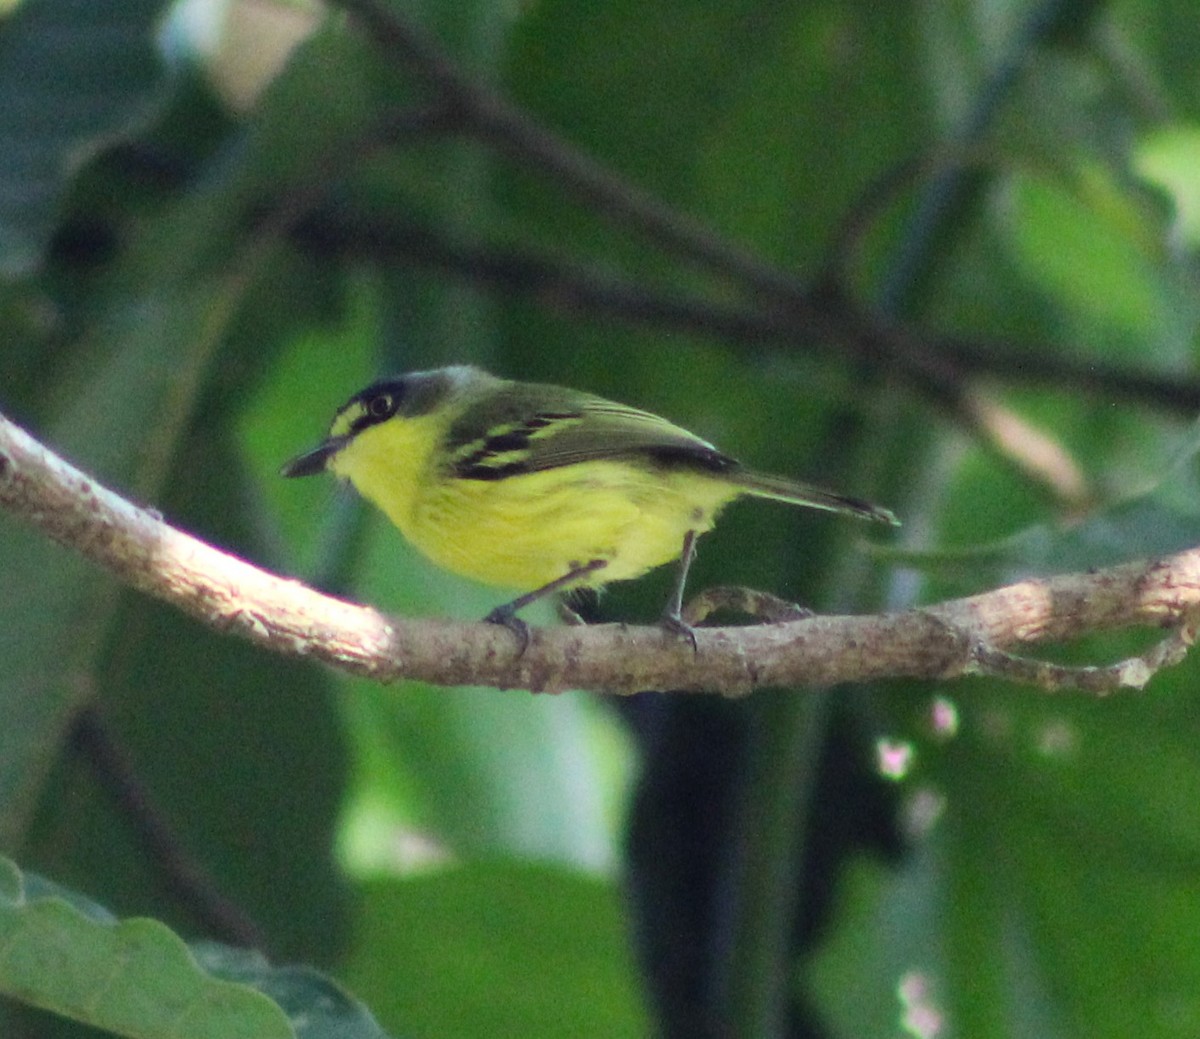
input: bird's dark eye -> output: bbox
[367,394,395,420]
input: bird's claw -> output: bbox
[484,607,531,655]
[660,611,698,653]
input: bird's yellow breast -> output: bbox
[329,413,739,591]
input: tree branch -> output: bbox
[1,411,1195,696]
[292,209,1200,419]
[93,6,1199,424]
[326,0,804,300]
[71,707,265,949]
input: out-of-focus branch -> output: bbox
[326,0,803,299]
[72,707,265,950]
[304,0,1198,525]
[292,210,1200,417]
[2,411,1196,697]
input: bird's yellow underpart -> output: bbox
[331,412,738,591]
[282,366,897,634]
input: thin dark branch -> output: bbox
[293,209,1200,416]
[72,707,265,949]
[936,331,1200,412]
[325,0,807,302]
[308,0,1200,456]
[292,209,803,338]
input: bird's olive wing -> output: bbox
[445,385,739,481]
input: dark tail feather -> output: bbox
[733,470,900,526]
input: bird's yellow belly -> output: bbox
[396,461,737,592]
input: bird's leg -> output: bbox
[660,529,699,651]
[681,586,813,626]
[555,596,588,627]
[484,558,608,653]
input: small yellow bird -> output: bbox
[282,366,897,646]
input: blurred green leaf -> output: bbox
[337,677,628,872]
[342,863,648,1039]
[813,661,1200,1039]
[196,944,397,1039]
[941,675,1200,1039]
[691,4,924,274]
[3,2,1200,1037]
[0,0,171,277]
[1136,126,1200,250]
[0,13,396,847]
[0,855,399,1039]
[0,856,294,1039]
[905,412,1200,598]
[0,275,253,844]
[1002,170,1170,343]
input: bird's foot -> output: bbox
[659,610,699,653]
[484,606,531,655]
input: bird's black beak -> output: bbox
[280,437,346,478]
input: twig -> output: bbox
[2,411,1197,696]
[681,586,812,626]
[314,0,1188,522]
[962,625,1195,693]
[72,707,265,949]
[325,0,804,301]
[936,331,1200,412]
[292,209,1200,418]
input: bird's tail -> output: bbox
[732,470,899,526]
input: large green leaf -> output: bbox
[0,279,247,845]
[0,855,397,1039]
[0,19,392,846]
[0,856,292,1039]
[0,0,172,277]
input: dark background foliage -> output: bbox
[4,0,1200,1036]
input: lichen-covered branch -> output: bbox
[1,412,1196,696]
